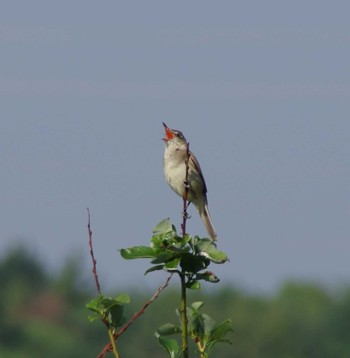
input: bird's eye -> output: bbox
[177,132,184,139]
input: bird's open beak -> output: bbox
[162,122,175,141]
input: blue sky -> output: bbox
[1,1,349,292]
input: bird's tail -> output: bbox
[199,201,217,241]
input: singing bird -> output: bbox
[162,123,217,240]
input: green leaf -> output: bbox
[151,219,180,252]
[207,319,233,350]
[196,271,220,283]
[186,280,201,290]
[86,294,130,328]
[189,313,206,338]
[144,264,165,275]
[195,238,229,264]
[209,319,233,342]
[164,258,180,270]
[204,249,228,264]
[87,294,129,310]
[152,218,175,234]
[156,323,182,336]
[119,246,155,259]
[87,314,99,322]
[114,293,130,305]
[86,296,102,313]
[101,295,129,327]
[191,302,204,311]
[156,336,180,358]
[167,243,190,254]
[151,251,178,264]
[195,238,217,253]
[151,233,176,252]
[201,313,217,334]
[108,302,125,327]
[180,253,210,274]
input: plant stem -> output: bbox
[108,329,119,358]
[179,141,190,357]
[197,344,208,358]
[180,272,189,358]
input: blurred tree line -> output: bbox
[0,246,349,357]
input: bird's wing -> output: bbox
[189,151,208,194]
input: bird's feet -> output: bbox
[182,210,191,220]
[183,180,190,191]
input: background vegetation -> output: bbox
[0,246,349,357]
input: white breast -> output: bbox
[163,146,187,197]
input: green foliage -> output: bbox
[156,302,233,358]
[120,218,228,289]
[156,335,182,358]
[86,293,130,332]
[119,218,231,357]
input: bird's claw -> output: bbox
[182,211,191,220]
[183,180,190,191]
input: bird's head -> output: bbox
[162,122,187,144]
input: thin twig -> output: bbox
[97,274,174,358]
[88,208,119,355]
[87,208,102,295]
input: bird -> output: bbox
[162,122,217,240]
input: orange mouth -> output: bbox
[162,122,175,141]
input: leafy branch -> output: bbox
[156,301,233,358]
[120,218,230,357]
[86,210,173,358]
